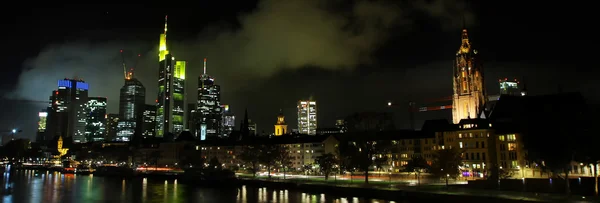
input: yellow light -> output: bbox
[174,61,186,79]
[158,34,169,61]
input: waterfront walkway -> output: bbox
[237,174,599,202]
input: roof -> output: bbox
[489,92,585,121]
[338,130,432,141]
[421,119,452,132]
[488,92,587,133]
[197,134,336,146]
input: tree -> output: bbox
[511,93,587,195]
[498,167,514,179]
[374,156,388,176]
[337,137,392,184]
[316,153,338,180]
[431,148,463,179]
[239,145,261,177]
[0,139,30,159]
[403,155,430,186]
[150,150,162,169]
[339,112,395,184]
[275,145,293,179]
[258,144,280,178]
[208,156,222,170]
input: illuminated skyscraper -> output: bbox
[105,114,119,141]
[196,58,222,140]
[46,78,89,143]
[499,78,523,96]
[142,104,156,137]
[85,97,107,142]
[222,105,235,137]
[156,15,186,137]
[452,28,486,124]
[117,78,145,141]
[297,100,317,135]
[36,110,48,143]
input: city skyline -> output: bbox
[0,1,594,140]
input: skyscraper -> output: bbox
[117,77,145,141]
[452,28,485,124]
[46,78,89,143]
[85,97,107,142]
[499,78,522,96]
[156,15,186,137]
[196,58,222,140]
[142,104,157,137]
[222,105,235,137]
[186,103,197,135]
[105,114,119,141]
[297,100,317,135]
[36,110,48,144]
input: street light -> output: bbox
[12,129,16,134]
[387,101,392,107]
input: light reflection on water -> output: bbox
[1,170,402,203]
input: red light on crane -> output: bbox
[120,49,123,53]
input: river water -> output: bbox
[1,170,401,203]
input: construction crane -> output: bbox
[120,49,128,79]
[387,96,452,129]
[120,49,142,80]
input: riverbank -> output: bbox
[240,178,598,203]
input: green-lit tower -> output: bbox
[156,15,186,137]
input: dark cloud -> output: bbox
[9,0,476,139]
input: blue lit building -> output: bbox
[46,78,89,143]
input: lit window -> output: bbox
[507,134,516,141]
[499,135,505,141]
[401,154,408,158]
[459,142,463,148]
[508,143,517,151]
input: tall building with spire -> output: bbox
[156,15,186,137]
[452,28,486,124]
[196,58,222,140]
[274,109,287,136]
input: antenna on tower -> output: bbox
[164,15,168,35]
[120,49,129,80]
[203,58,207,75]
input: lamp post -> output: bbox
[446,174,449,188]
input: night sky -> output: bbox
[1,1,594,140]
